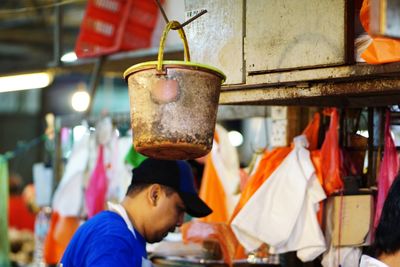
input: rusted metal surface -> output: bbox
[243,62,400,87]
[219,77,400,107]
[184,0,244,85]
[126,66,222,160]
[217,105,270,120]
[246,0,347,73]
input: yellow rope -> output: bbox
[157,20,190,72]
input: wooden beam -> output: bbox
[241,62,400,87]
[220,77,400,107]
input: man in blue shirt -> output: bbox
[61,158,212,267]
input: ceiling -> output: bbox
[0,0,86,74]
[0,0,189,77]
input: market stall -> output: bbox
[1,0,400,267]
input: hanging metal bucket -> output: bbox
[124,21,226,160]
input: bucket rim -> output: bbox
[123,60,226,84]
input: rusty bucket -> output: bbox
[123,21,226,160]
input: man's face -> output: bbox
[145,190,185,243]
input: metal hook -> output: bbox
[154,0,169,24]
[174,10,207,29]
[154,0,207,30]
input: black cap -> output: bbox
[129,158,212,218]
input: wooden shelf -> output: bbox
[55,49,400,107]
[220,63,400,107]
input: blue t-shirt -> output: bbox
[61,211,147,267]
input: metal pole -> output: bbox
[367,107,374,187]
[85,56,106,118]
[153,0,207,29]
[53,0,62,66]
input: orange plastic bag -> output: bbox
[374,110,399,228]
[239,168,251,192]
[302,113,321,151]
[320,109,343,195]
[360,0,400,64]
[43,212,80,264]
[199,128,241,224]
[181,221,239,265]
[199,154,229,223]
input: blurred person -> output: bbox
[8,173,37,267]
[8,173,36,232]
[22,183,39,214]
[61,158,212,267]
[360,173,400,267]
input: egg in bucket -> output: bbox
[124,21,226,160]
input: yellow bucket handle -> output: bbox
[157,21,191,72]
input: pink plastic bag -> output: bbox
[85,145,108,218]
[374,111,399,228]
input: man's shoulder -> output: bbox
[90,210,127,225]
[78,211,132,238]
[90,210,124,222]
[61,211,145,266]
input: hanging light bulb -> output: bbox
[228,130,243,147]
[71,83,90,112]
[61,52,77,63]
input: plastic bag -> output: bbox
[320,109,343,195]
[199,125,241,223]
[374,110,399,228]
[302,113,321,151]
[85,145,108,218]
[303,113,324,225]
[231,136,326,262]
[360,0,400,64]
[239,168,251,192]
[304,112,325,225]
[199,154,229,223]
[181,221,239,265]
[43,212,80,264]
[230,112,322,223]
[341,133,368,178]
[125,145,147,168]
[227,113,324,259]
[229,147,292,223]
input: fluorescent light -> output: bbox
[61,51,77,62]
[0,72,53,93]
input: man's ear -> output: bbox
[148,184,161,206]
